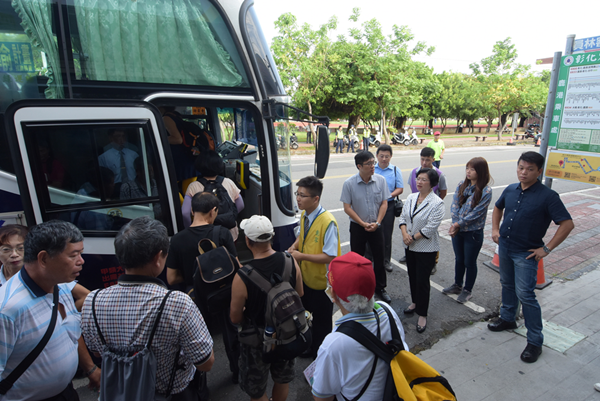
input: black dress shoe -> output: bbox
[487,318,518,332]
[377,289,392,303]
[416,320,427,333]
[384,262,393,272]
[520,343,542,363]
[403,306,416,315]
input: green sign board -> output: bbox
[550,51,600,152]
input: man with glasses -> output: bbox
[368,145,404,273]
[340,151,391,303]
[288,176,341,359]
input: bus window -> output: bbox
[25,123,171,233]
[0,0,63,112]
[66,0,249,89]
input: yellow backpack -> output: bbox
[337,303,456,401]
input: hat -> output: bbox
[434,131,441,136]
[328,252,375,302]
[240,215,274,242]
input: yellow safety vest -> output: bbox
[337,130,344,139]
[299,209,341,290]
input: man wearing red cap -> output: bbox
[311,252,407,401]
[426,131,445,168]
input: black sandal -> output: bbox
[403,306,416,315]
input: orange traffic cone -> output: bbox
[484,245,500,273]
[535,137,541,147]
[536,258,552,289]
[507,137,515,146]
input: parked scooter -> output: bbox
[524,123,540,141]
[391,130,407,144]
[369,132,382,147]
[289,132,299,149]
[403,128,419,146]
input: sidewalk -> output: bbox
[423,189,600,401]
[418,268,600,401]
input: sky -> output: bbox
[254,0,599,75]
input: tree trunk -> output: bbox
[348,115,360,130]
[428,119,434,129]
[519,115,528,128]
[497,111,503,141]
[307,101,314,144]
[395,116,407,131]
[382,109,390,145]
[499,113,508,129]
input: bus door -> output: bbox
[4,100,181,289]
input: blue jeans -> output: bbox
[432,160,441,168]
[498,240,544,347]
[335,139,344,153]
[451,229,483,292]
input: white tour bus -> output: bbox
[0,0,330,290]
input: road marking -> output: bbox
[339,241,485,313]
[320,159,518,180]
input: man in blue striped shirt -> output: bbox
[0,221,85,401]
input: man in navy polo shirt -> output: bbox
[489,151,574,363]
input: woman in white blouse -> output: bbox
[399,168,445,333]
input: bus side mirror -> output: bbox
[314,125,329,179]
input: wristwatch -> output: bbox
[543,245,551,254]
[376,222,381,228]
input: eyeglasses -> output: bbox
[361,162,375,167]
[416,178,430,183]
[295,191,315,198]
[0,245,24,255]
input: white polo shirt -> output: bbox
[0,268,81,401]
[311,302,408,400]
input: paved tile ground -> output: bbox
[439,187,600,279]
[419,268,600,401]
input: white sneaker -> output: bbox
[594,383,600,392]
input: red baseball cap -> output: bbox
[434,131,441,136]
[328,252,375,302]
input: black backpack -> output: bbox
[165,111,214,159]
[192,226,238,314]
[238,252,312,361]
[198,176,238,229]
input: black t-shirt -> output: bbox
[167,224,238,285]
[238,252,296,328]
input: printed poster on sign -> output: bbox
[545,150,600,185]
[549,51,600,152]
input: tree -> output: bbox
[470,38,532,139]
[271,9,433,143]
[271,13,337,138]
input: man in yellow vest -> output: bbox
[288,176,341,359]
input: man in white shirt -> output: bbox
[311,252,407,401]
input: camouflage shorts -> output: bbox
[239,344,295,398]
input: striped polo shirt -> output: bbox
[0,268,81,401]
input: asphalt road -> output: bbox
[76,143,595,400]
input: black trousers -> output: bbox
[301,283,333,356]
[405,249,437,317]
[366,200,395,264]
[350,222,386,291]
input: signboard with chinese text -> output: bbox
[545,150,600,186]
[573,36,600,53]
[549,51,600,151]
[0,42,35,73]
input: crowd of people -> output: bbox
[0,143,575,400]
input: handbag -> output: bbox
[393,167,403,217]
[0,285,59,395]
